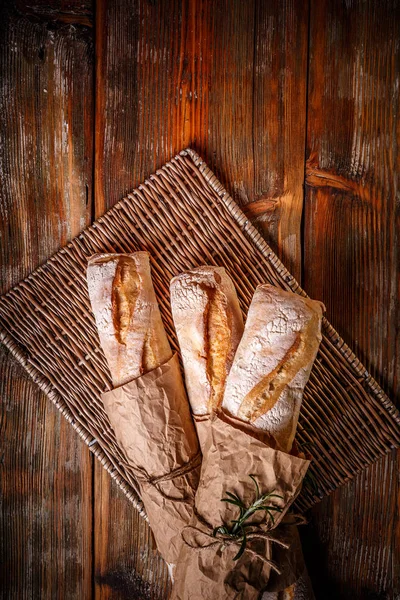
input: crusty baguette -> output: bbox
[170,266,244,415]
[87,252,172,387]
[222,284,324,452]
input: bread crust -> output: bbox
[222,284,324,452]
[170,266,244,415]
[87,252,172,387]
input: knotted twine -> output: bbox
[181,508,307,576]
[121,450,202,503]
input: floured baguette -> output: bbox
[87,252,172,387]
[222,284,324,452]
[170,266,244,415]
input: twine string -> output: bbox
[182,509,307,574]
[120,450,202,503]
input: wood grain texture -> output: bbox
[0,350,93,599]
[303,0,399,597]
[2,0,399,597]
[94,2,174,593]
[95,0,306,276]
[0,2,94,292]
[94,1,309,595]
[94,464,171,600]
[252,0,309,279]
[95,0,213,215]
[0,1,94,598]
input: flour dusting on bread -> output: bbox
[222,284,324,452]
[87,252,171,387]
[170,266,244,415]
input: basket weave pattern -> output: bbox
[0,149,399,515]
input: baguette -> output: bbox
[222,284,324,452]
[87,252,172,387]
[170,266,244,415]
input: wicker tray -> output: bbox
[1,149,399,515]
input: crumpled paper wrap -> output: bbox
[101,353,201,564]
[171,414,310,600]
[192,414,212,451]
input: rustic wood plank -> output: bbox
[4,0,398,596]
[94,464,171,600]
[4,0,399,597]
[94,0,216,216]
[94,1,309,595]
[94,1,183,594]
[251,0,309,279]
[0,1,94,598]
[0,350,93,599]
[303,0,399,597]
[0,3,94,289]
[95,0,308,275]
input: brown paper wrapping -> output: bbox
[193,414,212,451]
[101,353,201,564]
[171,415,310,600]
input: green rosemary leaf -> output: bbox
[214,476,284,559]
[259,505,283,512]
[221,498,243,507]
[225,491,245,505]
[240,523,255,530]
[251,506,273,514]
[263,493,284,500]
[266,510,276,525]
[233,529,247,561]
[239,506,261,521]
[249,474,260,500]
[213,525,228,537]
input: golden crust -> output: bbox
[204,284,232,412]
[222,284,324,452]
[170,266,244,415]
[237,308,321,423]
[111,256,141,345]
[87,252,171,387]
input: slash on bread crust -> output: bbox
[222,284,324,452]
[170,266,244,415]
[87,252,172,387]
[111,255,141,345]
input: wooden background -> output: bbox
[0,0,398,598]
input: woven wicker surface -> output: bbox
[0,148,399,516]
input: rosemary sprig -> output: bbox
[213,475,283,560]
